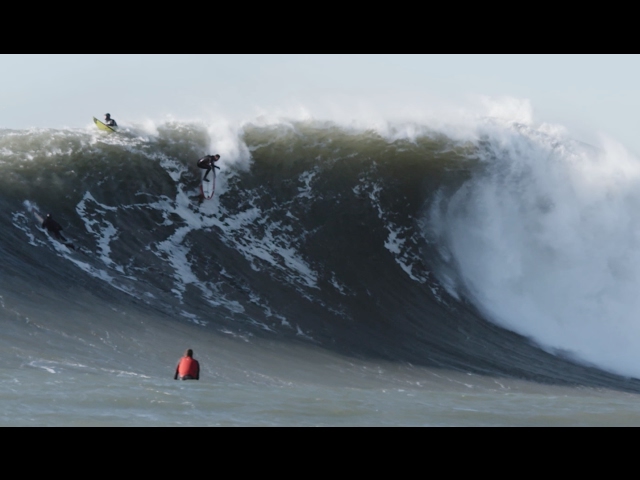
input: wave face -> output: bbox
[3,119,640,395]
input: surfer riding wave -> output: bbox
[39,212,75,250]
[197,154,220,182]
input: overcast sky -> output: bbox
[2,54,639,154]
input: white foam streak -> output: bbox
[354,179,429,284]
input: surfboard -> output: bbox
[31,208,75,250]
[200,166,216,200]
[93,117,117,133]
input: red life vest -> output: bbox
[177,356,199,378]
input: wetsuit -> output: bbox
[105,117,117,127]
[174,356,200,380]
[42,217,67,242]
[197,155,219,182]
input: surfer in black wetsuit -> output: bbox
[197,154,220,182]
[42,214,74,249]
[104,113,117,127]
[42,214,67,241]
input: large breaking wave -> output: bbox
[3,115,640,392]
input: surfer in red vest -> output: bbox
[197,154,220,182]
[174,349,200,380]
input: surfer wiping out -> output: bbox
[197,154,220,182]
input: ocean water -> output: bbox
[3,115,640,426]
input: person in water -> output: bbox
[174,349,200,380]
[42,213,68,243]
[197,154,220,182]
[104,113,117,127]
[40,213,75,250]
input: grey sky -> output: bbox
[2,54,639,154]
